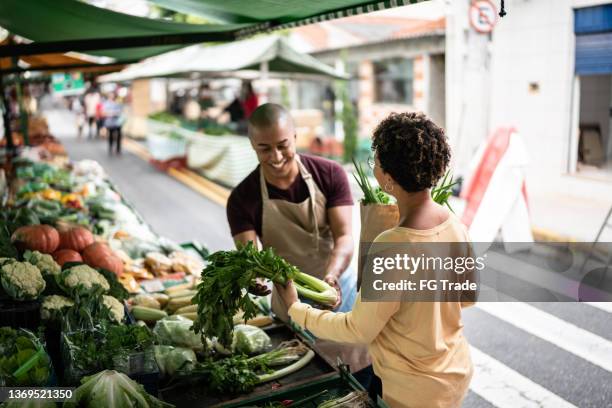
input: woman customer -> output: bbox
[275,112,476,408]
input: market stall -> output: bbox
[0,129,384,407]
[0,1,433,406]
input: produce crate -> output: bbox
[159,324,337,407]
[60,329,159,392]
[223,366,388,408]
[180,241,209,261]
[0,299,41,331]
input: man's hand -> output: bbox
[248,277,271,296]
[324,274,342,310]
[274,280,299,308]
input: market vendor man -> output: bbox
[226,103,370,372]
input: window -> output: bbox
[374,58,414,104]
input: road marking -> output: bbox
[477,302,612,372]
[585,302,612,314]
[470,346,578,408]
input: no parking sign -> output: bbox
[469,0,498,33]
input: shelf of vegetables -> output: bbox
[0,149,380,408]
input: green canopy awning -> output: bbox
[0,0,245,61]
[0,0,428,59]
[98,35,347,82]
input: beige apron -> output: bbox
[261,155,371,373]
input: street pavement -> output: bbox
[45,108,612,408]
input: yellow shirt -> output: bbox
[288,214,474,408]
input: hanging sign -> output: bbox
[51,72,85,96]
[469,0,498,34]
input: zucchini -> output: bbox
[151,293,169,308]
[131,306,168,323]
[173,304,197,315]
[167,289,197,299]
[164,282,194,295]
[233,314,274,327]
[132,294,161,309]
[165,295,196,313]
[176,312,197,321]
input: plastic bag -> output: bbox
[232,324,271,355]
[153,345,196,377]
[153,315,204,351]
[0,327,52,387]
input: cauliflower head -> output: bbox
[41,295,74,321]
[102,295,125,322]
[23,250,61,276]
[60,264,110,294]
[0,261,46,300]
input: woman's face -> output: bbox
[373,154,387,190]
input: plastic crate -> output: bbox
[223,367,387,408]
[0,299,41,331]
[179,241,209,261]
[159,324,337,407]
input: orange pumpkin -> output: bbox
[52,249,83,267]
[82,242,124,276]
[11,224,60,254]
[58,227,94,252]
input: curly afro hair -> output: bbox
[372,112,450,192]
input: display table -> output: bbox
[147,119,258,187]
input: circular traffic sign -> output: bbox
[469,0,498,34]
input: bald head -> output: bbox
[248,103,294,135]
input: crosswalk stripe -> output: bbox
[585,302,612,314]
[476,302,612,372]
[470,347,578,408]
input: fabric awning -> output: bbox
[0,0,245,61]
[98,35,347,82]
[0,0,427,59]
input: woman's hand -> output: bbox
[274,280,299,308]
[324,274,342,310]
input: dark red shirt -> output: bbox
[227,154,353,238]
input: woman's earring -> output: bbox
[384,181,394,192]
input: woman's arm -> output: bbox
[288,291,399,344]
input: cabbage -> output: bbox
[153,316,204,351]
[232,324,271,355]
[65,370,173,408]
[153,345,196,377]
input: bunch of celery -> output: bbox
[191,243,337,348]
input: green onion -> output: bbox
[256,350,315,384]
[316,391,370,408]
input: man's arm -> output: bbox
[322,205,354,308]
[233,230,259,248]
[325,205,354,280]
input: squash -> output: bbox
[58,226,94,252]
[11,224,60,254]
[52,249,83,266]
[82,242,124,276]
